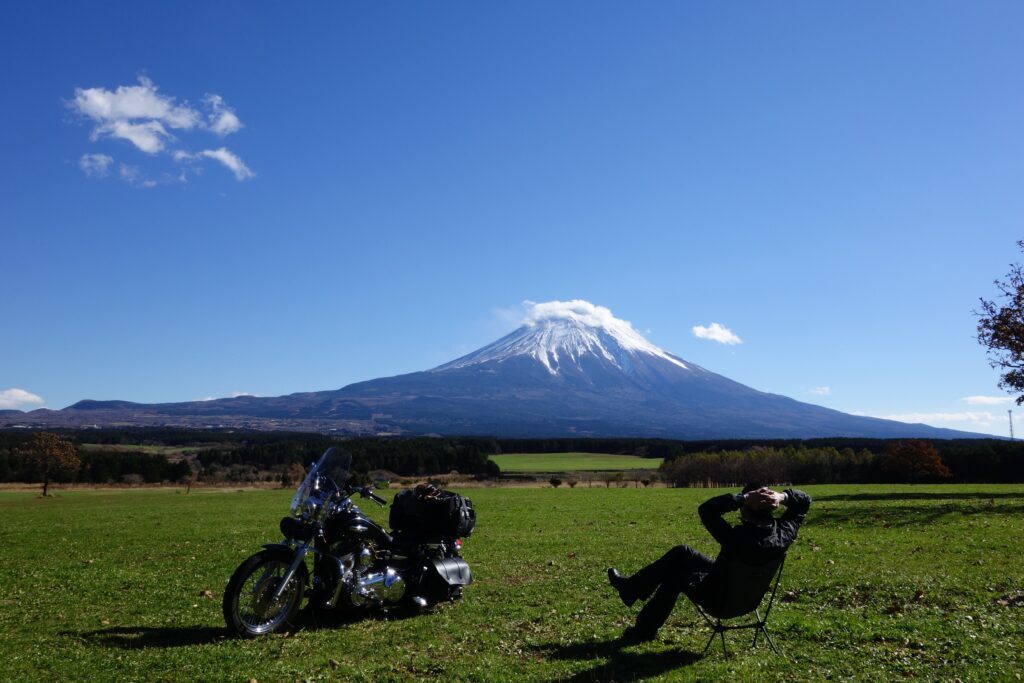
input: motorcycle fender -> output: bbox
[261,543,295,553]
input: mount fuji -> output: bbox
[5,301,986,439]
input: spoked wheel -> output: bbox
[223,549,308,637]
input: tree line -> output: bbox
[0,434,191,488]
[658,439,1024,486]
[2,429,1023,487]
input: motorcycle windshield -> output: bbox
[290,446,353,516]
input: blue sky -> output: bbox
[2,2,1022,436]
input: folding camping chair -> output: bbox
[694,554,786,658]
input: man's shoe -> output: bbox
[618,626,657,645]
[607,568,637,607]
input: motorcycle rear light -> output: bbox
[454,539,463,550]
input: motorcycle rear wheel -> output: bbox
[223,549,308,637]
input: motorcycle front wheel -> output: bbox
[222,548,308,637]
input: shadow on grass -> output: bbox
[531,638,703,683]
[810,496,1024,527]
[70,604,437,649]
[69,625,227,649]
[815,491,1024,502]
[294,604,424,632]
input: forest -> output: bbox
[0,429,1022,485]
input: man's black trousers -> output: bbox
[625,544,714,635]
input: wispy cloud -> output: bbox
[118,163,157,188]
[205,94,242,136]
[882,411,996,427]
[963,395,1014,406]
[79,153,113,177]
[692,322,742,345]
[0,388,45,410]
[808,386,831,396]
[69,76,253,184]
[198,148,254,181]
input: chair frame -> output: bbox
[695,556,785,658]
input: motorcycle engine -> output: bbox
[337,544,406,607]
[349,567,406,606]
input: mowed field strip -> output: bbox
[1,484,1022,681]
[489,451,663,472]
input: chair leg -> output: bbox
[703,629,717,655]
[752,609,762,647]
[719,630,728,657]
[761,626,779,655]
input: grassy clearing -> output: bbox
[491,452,663,472]
[1,484,1022,681]
[77,443,210,458]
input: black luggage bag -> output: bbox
[390,485,476,539]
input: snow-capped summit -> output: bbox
[435,300,688,374]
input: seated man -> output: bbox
[607,483,811,643]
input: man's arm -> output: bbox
[779,489,811,523]
[698,492,744,546]
[776,488,812,541]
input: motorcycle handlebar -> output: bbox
[362,487,387,507]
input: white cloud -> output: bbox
[199,147,254,181]
[69,76,251,182]
[79,153,113,177]
[882,411,996,427]
[71,77,200,153]
[205,94,243,136]
[808,386,831,396]
[963,395,1015,406]
[231,392,256,398]
[692,322,742,345]
[71,76,200,130]
[0,388,45,410]
[94,119,170,154]
[523,299,623,328]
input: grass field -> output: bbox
[1,484,1023,682]
[78,444,211,458]
[490,452,663,472]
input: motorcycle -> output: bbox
[222,446,474,637]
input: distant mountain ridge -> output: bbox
[0,301,989,439]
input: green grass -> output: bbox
[1,484,1023,681]
[77,443,211,457]
[490,451,663,472]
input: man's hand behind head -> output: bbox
[745,487,783,513]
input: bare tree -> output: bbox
[977,241,1024,403]
[16,432,80,497]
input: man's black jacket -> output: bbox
[698,488,812,566]
[689,489,812,607]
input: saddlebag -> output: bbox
[390,485,476,538]
[431,557,472,585]
[422,557,472,602]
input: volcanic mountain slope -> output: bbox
[2,301,986,438]
[324,302,972,438]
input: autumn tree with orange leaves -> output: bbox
[879,440,951,483]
